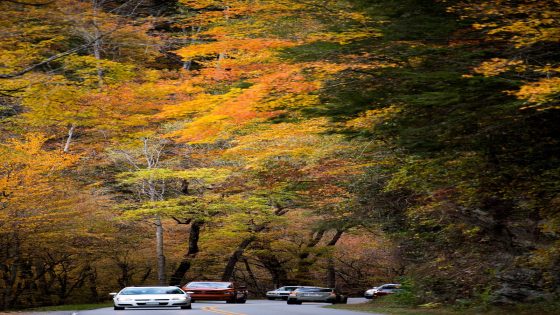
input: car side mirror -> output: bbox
[109,292,117,297]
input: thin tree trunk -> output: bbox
[155,215,166,285]
[92,1,104,87]
[242,258,262,296]
[63,124,76,153]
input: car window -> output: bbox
[121,288,184,295]
[319,289,333,292]
[284,287,297,291]
[297,287,320,292]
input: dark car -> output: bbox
[287,287,348,305]
[372,283,401,297]
[181,281,247,303]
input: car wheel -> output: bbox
[181,305,192,309]
[237,298,247,304]
[267,297,275,300]
[287,299,296,305]
[341,297,348,304]
[114,306,125,310]
[226,298,236,304]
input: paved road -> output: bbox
[23,298,382,315]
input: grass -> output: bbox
[26,302,113,312]
[328,298,560,315]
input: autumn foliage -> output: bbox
[0,0,559,310]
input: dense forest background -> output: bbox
[0,0,559,310]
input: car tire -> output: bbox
[237,298,247,304]
[114,306,125,310]
[267,297,275,300]
[181,305,192,309]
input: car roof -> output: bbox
[186,281,232,284]
[122,286,179,288]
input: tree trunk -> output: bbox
[325,230,344,288]
[155,215,166,285]
[92,1,104,87]
[326,257,336,288]
[257,252,289,288]
[294,230,325,284]
[242,258,262,296]
[63,124,75,153]
[221,236,255,281]
[169,219,202,285]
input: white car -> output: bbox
[110,286,192,310]
[364,286,378,299]
[266,286,305,300]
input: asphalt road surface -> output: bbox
[23,298,383,315]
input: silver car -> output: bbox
[364,286,378,299]
[110,286,192,310]
[266,286,305,300]
[287,287,348,304]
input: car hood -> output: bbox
[116,294,188,299]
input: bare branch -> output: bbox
[2,0,54,6]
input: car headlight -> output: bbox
[117,297,132,301]
[172,297,188,301]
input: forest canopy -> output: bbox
[0,0,558,310]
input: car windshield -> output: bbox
[185,282,232,289]
[120,287,184,295]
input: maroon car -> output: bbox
[181,281,247,303]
